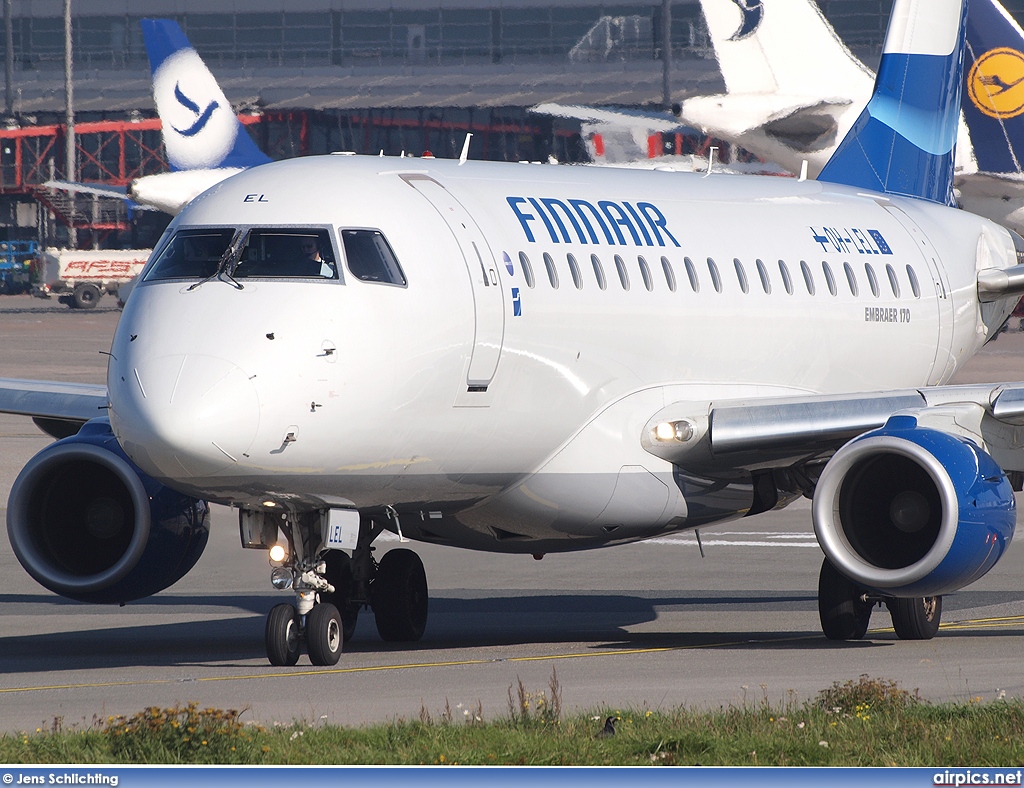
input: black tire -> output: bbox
[265,603,300,666]
[818,558,873,640]
[372,548,428,642]
[321,550,359,641]
[73,283,101,310]
[306,602,343,666]
[887,596,942,640]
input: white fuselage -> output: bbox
[107,156,1014,552]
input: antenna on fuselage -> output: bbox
[703,147,717,178]
[459,133,473,165]
[799,160,808,182]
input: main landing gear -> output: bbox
[259,511,430,666]
[817,558,941,642]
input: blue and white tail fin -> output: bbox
[963,0,1024,176]
[141,19,271,172]
[817,0,968,205]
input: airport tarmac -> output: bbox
[1,294,1024,733]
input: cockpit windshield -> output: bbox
[233,228,337,279]
[145,228,235,281]
[144,227,338,282]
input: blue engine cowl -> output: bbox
[812,415,1015,597]
[6,418,209,604]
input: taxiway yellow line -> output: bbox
[0,634,803,695]
[5,614,1023,695]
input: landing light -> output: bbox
[653,420,694,443]
[262,500,277,508]
[271,567,292,590]
[269,543,288,563]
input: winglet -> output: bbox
[963,0,1024,176]
[817,0,968,205]
[140,19,271,172]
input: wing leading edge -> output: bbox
[642,383,1024,478]
[0,378,109,439]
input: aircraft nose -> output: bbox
[113,354,260,478]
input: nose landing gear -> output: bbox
[258,509,430,666]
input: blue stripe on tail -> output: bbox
[818,0,968,206]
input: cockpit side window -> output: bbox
[341,229,407,286]
[144,228,235,281]
[233,228,337,279]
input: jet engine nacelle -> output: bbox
[7,418,209,604]
[812,415,1015,597]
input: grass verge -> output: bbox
[1,676,1021,766]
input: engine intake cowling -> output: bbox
[812,415,1015,597]
[7,418,209,604]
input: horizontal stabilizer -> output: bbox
[680,94,851,146]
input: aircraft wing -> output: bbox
[42,181,159,213]
[530,102,689,134]
[642,383,1024,475]
[0,378,109,438]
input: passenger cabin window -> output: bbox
[234,228,339,280]
[340,229,405,285]
[865,263,880,297]
[707,258,722,293]
[755,259,771,294]
[822,261,837,296]
[684,257,699,292]
[906,265,921,298]
[886,264,901,298]
[778,260,793,294]
[799,260,815,295]
[519,252,535,288]
[543,252,559,288]
[614,255,630,290]
[661,256,677,292]
[591,254,607,290]
[733,258,748,294]
[843,262,859,296]
[567,253,583,290]
[637,256,653,291]
[145,228,235,281]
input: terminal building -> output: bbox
[0,0,1020,247]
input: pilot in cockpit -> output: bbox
[301,237,336,278]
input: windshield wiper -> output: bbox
[187,230,246,291]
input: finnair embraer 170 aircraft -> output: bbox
[6,0,1024,667]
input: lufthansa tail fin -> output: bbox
[140,19,272,172]
[817,0,968,205]
[963,0,1024,176]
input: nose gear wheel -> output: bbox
[265,603,301,666]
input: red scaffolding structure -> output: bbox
[0,115,262,244]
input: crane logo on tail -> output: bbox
[728,0,763,41]
[968,47,1024,120]
[171,83,220,138]
[152,48,239,169]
